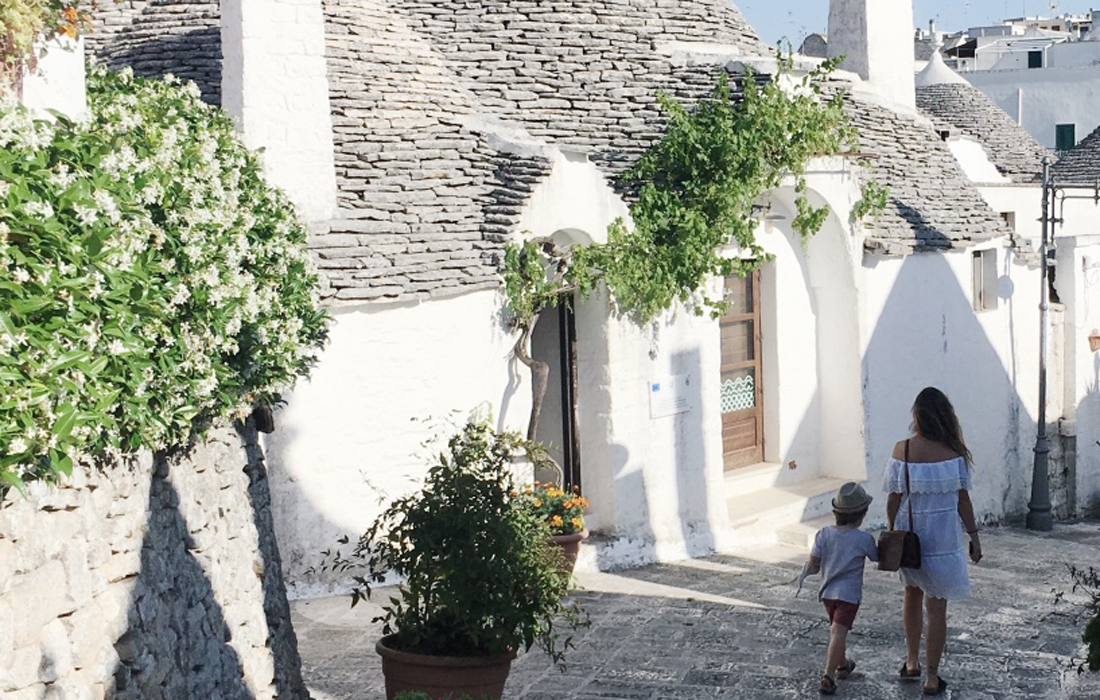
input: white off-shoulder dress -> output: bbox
[882,455,971,600]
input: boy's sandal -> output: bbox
[899,662,921,680]
[836,659,856,679]
[922,677,948,696]
[820,674,837,695]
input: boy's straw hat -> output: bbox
[832,482,873,513]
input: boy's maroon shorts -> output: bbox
[823,599,860,628]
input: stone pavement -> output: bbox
[293,522,1100,699]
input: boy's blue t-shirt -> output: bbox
[811,525,879,603]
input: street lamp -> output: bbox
[1026,157,1054,531]
[1026,158,1100,531]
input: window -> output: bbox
[1000,211,1016,231]
[972,249,998,312]
[1056,124,1077,154]
[1028,50,1043,68]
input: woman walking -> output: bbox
[883,387,983,696]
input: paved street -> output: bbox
[294,521,1100,699]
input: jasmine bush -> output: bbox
[0,66,329,490]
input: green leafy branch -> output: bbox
[852,180,890,222]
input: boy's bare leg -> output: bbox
[903,586,923,673]
[924,597,948,691]
[824,622,849,676]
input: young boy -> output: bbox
[806,482,879,695]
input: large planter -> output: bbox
[375,635,517,700]
[550,528,589,575]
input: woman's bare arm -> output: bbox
[886,492,901,530]
[958,489,982,562]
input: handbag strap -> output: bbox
[904,439,914,532]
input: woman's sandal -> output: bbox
[820,674,837,695]
[922,677,948,696]
[899,662,921,681]
[836,659,856,679]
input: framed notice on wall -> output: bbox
[649,374,692,419]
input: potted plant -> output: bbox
[517,480,590,575]
[322,419,587,700]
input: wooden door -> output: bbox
[720,272,763,471]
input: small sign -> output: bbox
[649,373,692,419]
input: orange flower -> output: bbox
[549,515,564,527]
[571,517,583,529]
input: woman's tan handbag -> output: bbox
[878,440,922,571]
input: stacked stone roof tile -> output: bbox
[1052,124,1100,183]
[848,95,1012,255]
[916,83,1048,184]
[86,0,1022,300]
[88,0,223,105]
[318,0,553,302]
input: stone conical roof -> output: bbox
[916,82,1049,183]
[1052,124,1100,182]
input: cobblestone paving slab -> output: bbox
[294,522,1100,699]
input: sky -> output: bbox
[737,1,1099,46]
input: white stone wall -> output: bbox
[859,248,1044,522]
[221,0,337,223]
[264,291,532,596]
[965,67,1100,150]
[0,425,307,700]
[19,37,86,120]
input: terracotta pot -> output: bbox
[375,635,516,700]
[550,528,589,575]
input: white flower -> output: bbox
[170,284,191,307]
[108,339,125,355]
[0,181,10,197]
[73,205,98,226]
[24,200,55,220]
[12,267,30,283]
[8,437,28,456]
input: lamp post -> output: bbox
[1026,157,1054,531]
[1026,162,1100,531]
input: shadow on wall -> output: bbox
[860,241,1037,520]
[112,459,252,700]
[95,0,223,105]
[238,424,310,699]
[112,425,308,699]
[672,349,715,556]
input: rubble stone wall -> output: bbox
[0,424,307,700]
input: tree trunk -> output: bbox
[512,315,549,442]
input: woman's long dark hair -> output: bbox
[910,387,973,465]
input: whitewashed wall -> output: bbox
[965,67,1100,150]
[18,37,86,119]
[264,291,529,596]
[859,249,1043,522]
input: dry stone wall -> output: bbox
[0,423,307,700]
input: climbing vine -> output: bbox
[502,55,859,439]
[852,180,890,222]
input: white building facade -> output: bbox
[85,0,1100,594]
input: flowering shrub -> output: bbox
[0,66,329,490]
[318,420,586,663]
[518,481,589,536]
[1,1,96,83]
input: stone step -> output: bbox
[776,516,834,549]
[725,477,847,548]
[723,462,784,494]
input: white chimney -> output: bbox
[827,0,916,113]
[221,0,338,223]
